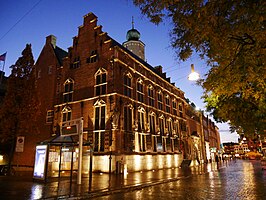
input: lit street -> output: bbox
[94,160,266,200]
[0,160,266,199]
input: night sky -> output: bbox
[0,0,239,143]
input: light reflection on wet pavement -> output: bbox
[94,160,266,200]
[0,160,265,199]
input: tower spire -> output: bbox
[132,16,134,29]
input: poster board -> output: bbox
[33,145,48,180]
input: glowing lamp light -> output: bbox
[188,64,200,81]
[66,126,72,130]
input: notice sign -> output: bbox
[15,136,25,152]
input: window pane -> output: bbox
[102,73,106,83]
[100,132,105,152]
[96,75,101,85]
[100,106,105,130]
[95,107,100,130]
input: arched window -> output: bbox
[172,99,177,116]
[95,68,107,96]
[124,104,133,131]
[149,111,156,134]
[62,106,72,122]
[138,106,146,152]
[94,99,106,152]
[157,90,163,110]
[124,104,134,152]
[63,79,74,103]
[137,107,146,131]
[165,95,170,113]
[166,118,173,136]
[137,78,144,103]
[123,72,132,97]
[148,85,155,107]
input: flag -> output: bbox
[0,53,6,61]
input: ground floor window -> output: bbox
[124,131,134,152]
[138,133,146,152]
[152,136,157,152]
[171,138,175,152]
[94,131,105,152]
[162,137,167,152]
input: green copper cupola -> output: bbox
[123,17,145,60]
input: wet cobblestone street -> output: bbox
[95,160,266,200]
[0,159,265,199]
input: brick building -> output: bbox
[30,12,221,174]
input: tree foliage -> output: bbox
[0,44,40,144]
[133,0,266,135]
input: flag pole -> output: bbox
[0,52,7,85]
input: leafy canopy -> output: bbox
[133,0,266,135]
[0,44,40,142]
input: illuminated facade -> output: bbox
[32,12,221,173]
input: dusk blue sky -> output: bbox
[0,0,239,143]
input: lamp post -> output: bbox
[188,64,200,81]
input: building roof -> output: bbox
[54,46,68,66]
[111,38,173,84]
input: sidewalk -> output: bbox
[0,161,228,200]
[44,161,227,199]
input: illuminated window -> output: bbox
[166,118,173,137]
[157,91,163,110]
[162,137,167,152]
[46,110,54,123]
[138,107,145,131]
[124,104,134,152]
[173,121,179,136]
[157,115,165,152]
[159,116,165,136]
[63,79,74,103]
[137,79,144,103]
[95,68,107,96]
[138,133,146,152]
[172,99,177,115]
[149,111,156,134]
[179,103,183,117]
[137,107,146,152]
[62,106,72,122]
[124,104,133,131]
[148,85,155,107]
[152,136,157,152]
[123,72,132,97]
[165,95,170,113]
[94,100,106,152]
[87,50,98,63]
[70,56,80,69]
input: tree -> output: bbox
[133,0,265,135]
[0,44,40,172]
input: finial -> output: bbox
[132,16,134,29]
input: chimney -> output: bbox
[154,65,163,75]
[46,35,57,49]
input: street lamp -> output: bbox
[188,64,200,81]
